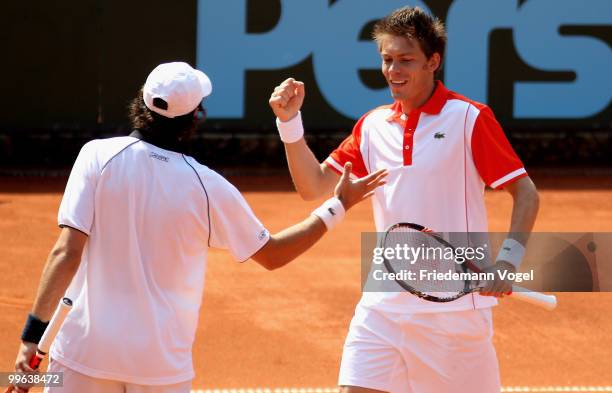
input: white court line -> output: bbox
[190,388,612,393]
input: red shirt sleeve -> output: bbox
[472,106,527,189]
[325,114,369,179]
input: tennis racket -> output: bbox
[5,297,73,393]
[380,223,557,310]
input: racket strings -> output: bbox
[383,228,468,297]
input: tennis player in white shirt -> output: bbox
[9,61,387,393]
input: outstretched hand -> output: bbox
[269,78,305,122]
[334,162,388,211]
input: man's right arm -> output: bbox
[269,78,339,200]
[284,139,339,200]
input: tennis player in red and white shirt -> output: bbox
[269,7,539,393]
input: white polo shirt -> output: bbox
[325,81,527,313]
[52,136,270,384]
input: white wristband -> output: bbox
[311,197,345,231]
[275,111,304,143]
[495,238,526,269]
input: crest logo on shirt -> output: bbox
[434,132,446,139]
[149,152,169,162]
[258,229,269,241]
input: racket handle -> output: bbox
[5,298,72,393]
[511,286,557,310]
[28,353,44,370]
[3,354,44,393]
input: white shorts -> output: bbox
[43,360,192,393]
[338,305,500,393]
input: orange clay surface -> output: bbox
[0,175,611,389]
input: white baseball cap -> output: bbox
[143,62,212,118]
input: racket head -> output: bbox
[380,223,481,302]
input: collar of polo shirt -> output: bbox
[386,81,450,126]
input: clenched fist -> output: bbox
[269,78,305,122]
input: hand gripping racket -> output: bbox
[380,223,557,310]
[5,297,73,393]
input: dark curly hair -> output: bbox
[372,7,447,74]
[128,88,199,142]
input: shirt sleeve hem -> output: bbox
[58,222,91,236]
[237,232,271,263]
[324,158,344,175]
[324,157,361,179]
[490,168,528,189]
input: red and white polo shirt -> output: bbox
[325,81,527,313]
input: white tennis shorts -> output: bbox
[338,305,500,393]
[43,360,192,393]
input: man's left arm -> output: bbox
[12,227,87,376]
[481,176,539,296]
[504,176,540,244]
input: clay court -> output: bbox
[1,174,611,392]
